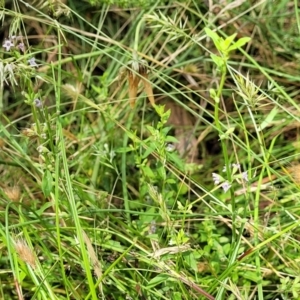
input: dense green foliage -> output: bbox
[1,0,300,299]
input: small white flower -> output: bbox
[3,39,14,51]
[37,145,48,153]
[18,43,25,52]
[148,220,156,234]
[232,163,240,169]
[221,181,231,193]
[28,57,38,67]
[166,143,175,152]
[242,171,248,182]
[33,98,42,108]
[212,173,221,185]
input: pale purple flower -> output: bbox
[33,98,42,108]
[166,143,175,152]
[242,171,248,182]
[3,39,14,51]
[18,43,25,52]
[221,181,231,193]
[28,57,38,67]
[223,163,241,172]
[212,173,221,185]
[37,145,49,154]
[232,163,240,169]
[148,220,156,234]
[37,145,45,153]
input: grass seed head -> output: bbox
[15,239,36,269]
[234,73,265,108]
[4,186,21,202]
[128,72,140,107]
[21,127,38,138]
[289,164,300,185]
[141,72,155,107]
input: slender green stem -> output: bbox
[52,27,70,300]
[55,25,97,300]
[121,110,135,223]
[215,62,236,243]
[213,61,238,300]
[121,15,146,223]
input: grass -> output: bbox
[1,0,300,299]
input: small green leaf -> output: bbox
[219,127,235,140]
[126,130,138,140]
[184,252,198,272]
[167,152,185,170]
[221,33,236,53]
[165,135,178,143]
[141,165,155,179]
[210,53,224,69]
[161,126,172,135]
[142,146,155,159]
[42,170,53,197]
[115,147,133,153]
[173,292,183,300]
[228,37,251,52]
[105,240,124,251]
[225,127,235,135]
[177,183,189,195]
[210,88,217,98]
[146,125,156,136]
[165,178,176,184]
[156,164,166,180]
[155,105,170,118]
[243,271,260,283]
[210,88,219,103]
[205,27,221,48]
[148,274,172,288]
[294,277,300,284]
[258,107,278,132]
[140,207,156,224]
[293,291,299,298]
[36,202,55,216]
